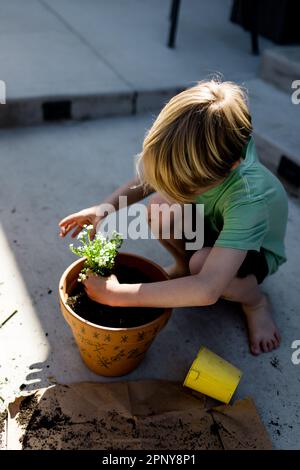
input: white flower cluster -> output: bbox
[69,225,123,281]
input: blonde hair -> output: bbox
[137,80,252,203]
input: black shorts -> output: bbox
[191,204,269,284]
[236,249,269,284]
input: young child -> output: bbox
[59,80,288,356]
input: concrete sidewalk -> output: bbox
[0,114,299,449]
[2,0,300,196]
[0,0,269,125]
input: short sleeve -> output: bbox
[214,199,269,251]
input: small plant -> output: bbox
[69,225,123,282]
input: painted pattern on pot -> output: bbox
[59,254,172,377]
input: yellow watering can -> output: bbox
[184,346,242,404]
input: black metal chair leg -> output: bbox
[168,0,181,48]
[169,0,176,20]
[250,0,259,55]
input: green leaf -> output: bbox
[69,227,123,280]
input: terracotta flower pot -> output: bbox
[59,253,172,377]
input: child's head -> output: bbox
[138,80,252,203]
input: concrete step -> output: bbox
[246,78,300,195]
[0,86,184,128]
[261,46,300,94]
[0,0,261,128]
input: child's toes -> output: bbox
[275,330,281,344]
[250,340,261,355]
[259,340,267,353]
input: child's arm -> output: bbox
[84,247,247,308]
[59,177,152,238]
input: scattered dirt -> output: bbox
[9,384,271,450]
[16,394,39,428]
[21,405,219,450]
[268,418,284,438]
[21,398,74,449]
[268,417,295,438]
[20,406,252,450]
[0,410,7,448]
[28,406,71,432]
[210,421,221,436]
[270,356,281,371]
[67,265,163,328]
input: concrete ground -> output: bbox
[0,0,299,452]
[1,0,267,101]
[2,0,299,188]
[0,114,299,449]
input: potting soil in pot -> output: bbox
[67,265,163,328]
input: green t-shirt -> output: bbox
[196,137,288,275]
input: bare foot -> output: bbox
[242,295,281,355]
[164,263,190,279]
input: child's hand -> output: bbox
[58,206,102,239]
[83,273,120,306]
